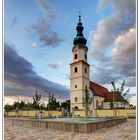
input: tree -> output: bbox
[47,92,60,110]
[4,104,14,112]
[83,86,93,117]
[61,100,70,112]
[18,100,25,109]
[33,89,41,109]
[111,80,130,109]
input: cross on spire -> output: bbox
[79,11,81,22]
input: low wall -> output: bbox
[74,110,85,117]
[5,109,136,118]
[11,117,127,133]
[5,110,62,117]
[95,109,136,117]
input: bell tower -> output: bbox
[70,15,90,112]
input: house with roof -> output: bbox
[90,81,129,110]
[70,15,129,116]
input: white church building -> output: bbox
[70,15,129,116]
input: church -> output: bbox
[70,15,129,116]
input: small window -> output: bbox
[75,106,78,110]
[75,67,78,73]
[75,54,77,59]
[85,68,87,73]
[75,97,78,102]
[75,85,77,88]
[85,54,87,60]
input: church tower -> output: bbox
[70,15,90,112]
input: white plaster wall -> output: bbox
[70,77,83,91]
[103,102,111,109]
[82,64,89,79]
[70,46,90,112]
[70,63,82,78]
[103,102,129,109]
[125,103,130,109]
[73,47,87,62]
[70,91,84,110]
[93,96,105,109]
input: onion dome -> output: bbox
[73,14,87,46]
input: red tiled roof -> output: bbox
[90,81,109,97]
[104,91,127,102]
[90,81,127,102]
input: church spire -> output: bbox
[79,11,81,22]
[73,14,87,46]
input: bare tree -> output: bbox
[111,80,130,109]
[83,86,93,117]
[33,89,41,109]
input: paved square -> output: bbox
[4,118,136,140]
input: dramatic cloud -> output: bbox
[48,61,64,69]
[28,17,64,47]
[90,66,122,85]
[27,0,64,47]
[4,42,69,99]
[92,0,135,48]
[90,0,136,87]
[112,28,136,77]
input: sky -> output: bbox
[4,0,136,105]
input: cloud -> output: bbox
[29,17,65,47]
[89,0,136,87]
[4,42,69,99]
[11,17,17,26]
[31,43,37,48]
[112,28,136,77]
[27,0,64,47]
[36,0,56,20]
[90,66,122,85]
[48,61,64,69]
[92,0,135,48]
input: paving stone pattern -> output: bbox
[4,118,136,140]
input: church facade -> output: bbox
[70,16,129,116]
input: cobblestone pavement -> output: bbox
[4,118,136,140]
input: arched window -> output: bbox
[85,54,87,60]
[85,68,87,73]
[75,97,78,102]
[75,106,78,110]
[75,67,78,73]
[75,85,77,88]
[75,54,77,59]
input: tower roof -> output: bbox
[73,14,87,46]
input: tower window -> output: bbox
[85,54,87,60]
[85,68,87,73]
[75,54,77,59]
[75,67,78,73]
[75,85,77,88]
[75,97,78,102]
[75,106,78,110]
